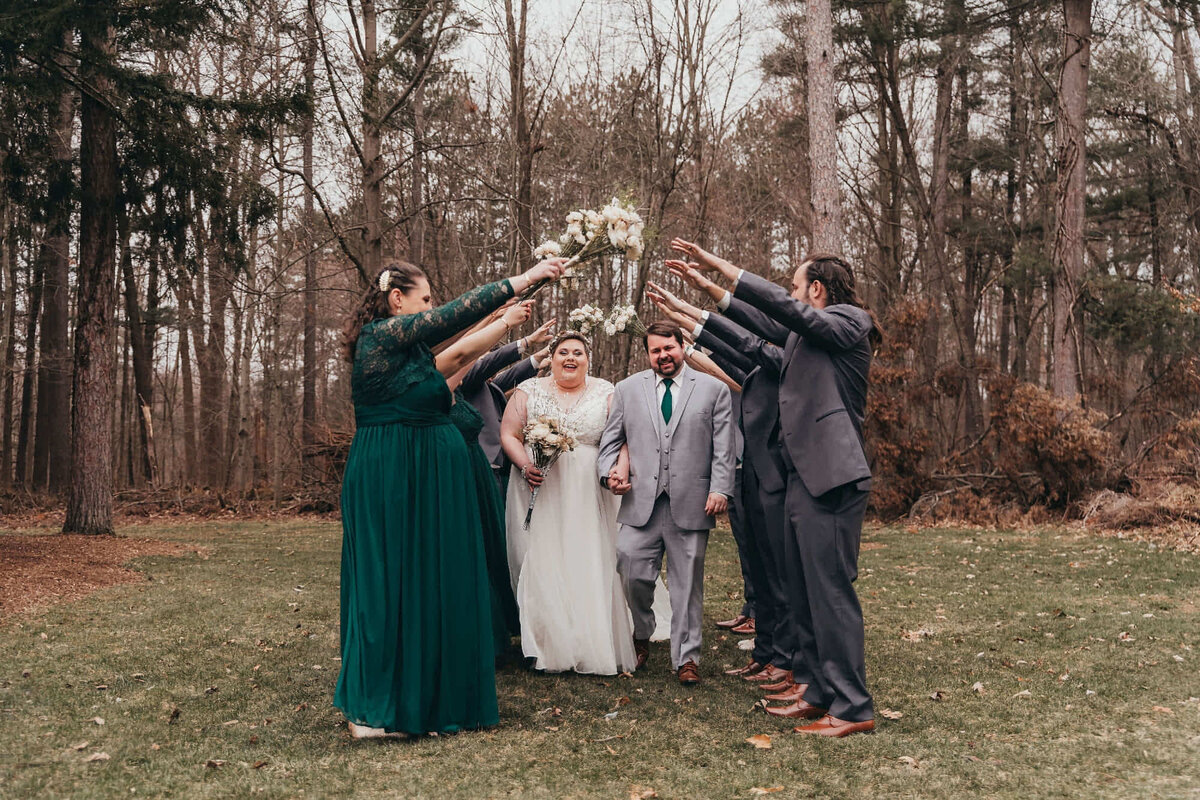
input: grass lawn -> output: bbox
[1,520,1198,799]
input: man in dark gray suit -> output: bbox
[671,238,880,738]
[459,320,554,489]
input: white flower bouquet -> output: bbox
[522,414,578,529]
[524,197,645,297]
[567,304,607,336]
[602,304,647,338]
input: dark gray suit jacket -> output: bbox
[734,272,872,498]
[460,341,538,468]
[700,313,787,494]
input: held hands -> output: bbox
[704,492,728,516]
[606,466,632,496]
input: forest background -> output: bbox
[1,0,1199,535]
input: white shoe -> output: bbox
[348,721,405,739]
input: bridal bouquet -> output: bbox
[522,415,578,530]
[524,198,646,297]
[603,304,647,338]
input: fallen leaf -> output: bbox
[94,684,108,691]
[616,696,632,707]
[83,752,110,763]
[204,686,219,695]
[879,708,903,720]
[70,741,89,751]
[629,787,657,800]
[898,756,920,769]
[972,682,985,694]
[604,711,619,720]
[745,734,772,749]
[1152,706,1174,714]
[222,720,239,726]
[929,691,945,702]
[902,628,935,642]
[294,703,309,712]
[749,788,785,796]
[204,759,226,769]
[606,745,617,755]
[91,717,105,726]
[150,744,161,750]
[253,760,268,769]
[545,726,559,732]
[1012,689,1032,698]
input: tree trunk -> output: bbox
[33,63,75,493]
[505,0,533,266]
[361,0,383,278]
[0,205,16,487]
[301,1,319,484]
[805,0,842,253]
[176,277,198,485]
[118,207,155,485]
[14,247,43,486]
[1051,0,1091,401]
[65,21,119,535]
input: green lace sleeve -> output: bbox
[372,279,515,352]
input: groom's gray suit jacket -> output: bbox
[597,368,735,531]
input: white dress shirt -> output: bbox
[655,363,688,412]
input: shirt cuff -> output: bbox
[528,355,540,370]
[691,320,705,340]
[517,337,529,357]
[731,269,744,292]
[716,291,731,312]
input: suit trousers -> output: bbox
[727,466,756,620]
[782,469,873,722]
[617,492,709,669]
[741,462,794,669]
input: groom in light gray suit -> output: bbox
[597,321,736,686]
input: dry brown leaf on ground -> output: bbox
[749,788,785,795]
[70,741,89,751]
[898,756,920,769]
[205,759,226,769]
[83,752,110,763]
[972,681,985,694]
[879,708,903,720]
[1152,706,1174,713]
[929,691,946,701]
[745,734,772,749]
[629,786,658,799]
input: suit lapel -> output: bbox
[666,372,697,436]
[782,332,799,376]
[641,371,663,437]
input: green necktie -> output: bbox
[661,378,673,424]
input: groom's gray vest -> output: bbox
[597,368,736,531]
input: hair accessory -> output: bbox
[378,270,390,293]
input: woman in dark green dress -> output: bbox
[335,258,563,738]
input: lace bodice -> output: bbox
[518,377,614,447]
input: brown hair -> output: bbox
[548,331,592,355]
[642,320,684,350]
[801,253,884,348]
[340,261,427,362]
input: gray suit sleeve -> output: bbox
[724,295,791,347]
[703,313,783,375]
[709,383,736,498]
[460,341,522,393]
[491,354,538,393]
[695,330,750,384]
[734,271,872,351]
[596,384,627,482]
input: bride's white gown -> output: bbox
[506,377,670,674]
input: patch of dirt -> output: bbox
[0,533,199,621]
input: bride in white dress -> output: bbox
[501,333,666,675]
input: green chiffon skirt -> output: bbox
[335,406,498,733]
[465,440,521,651]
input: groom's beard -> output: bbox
[652,356,681,376]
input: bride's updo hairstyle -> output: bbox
[341,261,426,362]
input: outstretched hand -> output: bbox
[523,318,556,349]
[502,300,535,329]
[669,238,738,279]
[647,280,702,319]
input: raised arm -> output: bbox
[735,271,872,352]
[693,326,754,377]
[492,350,541,393]
[702,310,784,375]
[459,341,523,394]
[436,301,532,379]
[686,346,744,392]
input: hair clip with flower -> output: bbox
[378,270,391,293]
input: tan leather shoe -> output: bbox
[764,682,807,702]
[793,715,876,737]
[765,699,827,720]
[724,660,764,677]
[744,664,790,683]
[716,614,751,630]
[677,661,701,686]
[731,618,757,635]
[759,671,795,692]
[634,638,650,670]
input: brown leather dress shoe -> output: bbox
[724,660,764,677]
[759,671,794,692]
[634,638,650,670]
[765,699,828,720]
[677,661,701,685]
[731,618,757,635]
[744,664,789,683]
[716,614,751,630]
[764,682,807,702]
[793,715,875,737]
